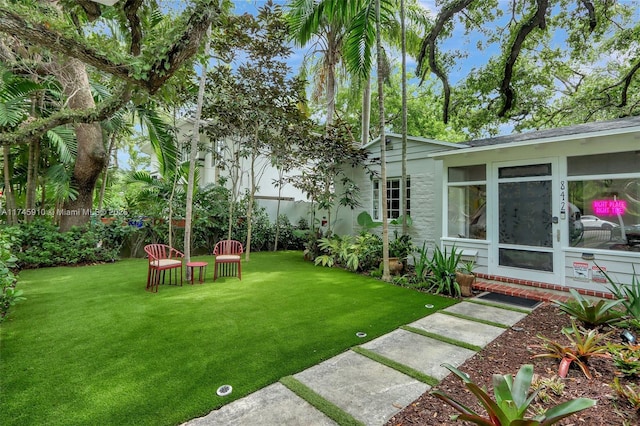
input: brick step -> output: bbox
[471,273,614,304]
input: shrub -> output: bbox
[608,344,640,377]
[611,377,640,411]
[552,288,624,328]
[432,363,596,425]
[427,245,462,298]
[0,227,25,322]
[12,220,132,268]
[596,263,640,321]
[532,320,612,379]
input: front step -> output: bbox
[471,273,615,304]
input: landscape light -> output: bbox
[621,330,636,344]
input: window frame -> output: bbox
[372,176,411,221]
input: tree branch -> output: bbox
[0,84,133,146]
[498,0,548,116]
[146,1,221,93]
[0,8,140,85]
[124,0,144,56]
[618,59,640,107]
[417,0,474,123]
[0,0,220,94]
[579,0,597,32]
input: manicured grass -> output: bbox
[0,251,456,426]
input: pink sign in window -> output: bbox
[592,200,627,216]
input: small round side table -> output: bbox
[186,261,208,284]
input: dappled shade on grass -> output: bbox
[1,251,455,426]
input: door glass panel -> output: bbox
[499,181,553,247]
[499,163,551,179]
[499,248,553,271]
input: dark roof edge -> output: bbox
[470,115,640,147]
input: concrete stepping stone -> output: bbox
[184,382,337,426]
[360,328,476,380]
[408,312,507,347]
[443,301,529,326]
[294,350,429,426]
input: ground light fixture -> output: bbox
[621,330,636,344]
[216,385,232,397]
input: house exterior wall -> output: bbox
[143,120,313,224]
[436,128,640,292]
[334,135,460,259]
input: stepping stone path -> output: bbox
[184,298,534,426]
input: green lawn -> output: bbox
[0,251,456,426]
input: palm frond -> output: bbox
[45,127,77,165]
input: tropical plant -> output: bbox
[608,344,640,377]
[427,245,462,298]
[532,320,612,379]
[356,211,383,231]
[410,241,430,286]
[530,375,565,404]
[431,363,596,425]
[0,227,24,322]
[315,235,357,270]
[457,259,476,275]
[611,377,640,411]
[389,233,413,260]
[353,232,383,272]
[596,264,640,321]
[552,288,624,328]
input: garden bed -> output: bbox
[386,303,639,425]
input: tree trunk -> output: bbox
[244,151,258,261]
[400,0,408,236]
[55,57,105,232]
[184,27,211,278]
[24,139,39,222]
[361,75,371,145]
[2,145,18,225]
[273,167,284,251]
[326,31,337,128]
[97,132,117,212]
[376,0,390,282]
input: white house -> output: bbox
[338,117,640,296]
[435,116,640,295]
[143,119,313,224]
[334,133,465,246]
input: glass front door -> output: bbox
[493,161,560,283]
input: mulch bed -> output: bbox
[386,303,639,425]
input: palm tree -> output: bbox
[287,0,362,128]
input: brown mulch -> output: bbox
[385,303,639,426]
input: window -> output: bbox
[372,177,410,220]
[567,151,640,251]
[447,165,486,239]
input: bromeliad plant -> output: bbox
[532,320,612,379]
[432,363,596,425]
[608,344,640,377]
[596,263,640,325]
[552,288,624,328]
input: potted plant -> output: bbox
[456,259,476,297]
[389,234,413,275]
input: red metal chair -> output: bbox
[144,244,184,292]
[213,240,243,281]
